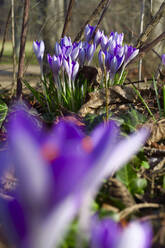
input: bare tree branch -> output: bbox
[91,0,112,41]
[16,0,30,99]
[61,0,75,38]
[11,0,17,95]
[135,0,165,48]
[74,0,109,43]
[0,8,11,59]
[140,31,165,55]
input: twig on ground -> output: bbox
[119,202,160,220]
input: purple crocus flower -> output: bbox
[90,217,152,248]
[161,54,165,65]
[63,55,79,87]
[86,43,96,64]
[47,54,62,75]
[0,106,83,248]
[94,29,104,47]
[0,104,149,248]
[79,47,86,67]
[98,50,105,72]
[123,45,139,67]
[101,34,109,52]
[60,36,72,47]
[105,52,124,79]
[47,54,62,89]
[71,45,80,61]
[85,24,96,42]
[33,40,45,75]
[110,32,124,46]
[54,42,62,56]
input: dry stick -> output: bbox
[128,31,165,67]
[74,0,109,43]
[138,0,145,85]
[61,0,75,38]
[16,0,30,99]
[0,8,11,59]
[119,203,160,220]
[92,0,112,38]
[11,0,17,96]
[135,0,165,49]
[140,31,165,55]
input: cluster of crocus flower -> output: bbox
[33,24,139,93]
[97,29,139,84]
[0,103,151,248]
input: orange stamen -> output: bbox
[41,143,59,162]
[82,136,93,153]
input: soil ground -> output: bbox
[0,64,40,93]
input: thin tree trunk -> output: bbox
[61,0,75,38]
[11,0,17,95]
[92,0,112,40]
[0,8,11,59]
[74,0,109,43]
[16,0,30,99]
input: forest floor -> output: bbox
[0,64,40,93]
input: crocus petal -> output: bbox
[117,221,152,248]
[79,48,86,66]
[85,24,96,42]
[124,45,139,66]
[91,217,121,248]
[8,109,50,208]
[54,42,62,56]
[91,127,149,184]
[79,125,149,232]
[71,61,79,82]
[34,196,79,248]
[86,43,95,64]
[98,50,105,72]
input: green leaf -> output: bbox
[116,163,137,190]
[141,160,150,169]
[163,175,165,189]
[0,99,8,128]
[130,178,147,194]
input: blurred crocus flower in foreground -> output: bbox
[91,217,152,248]
[0,104,149,248]
[33,40,45,76]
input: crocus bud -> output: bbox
[85,24,96,42]
[86,43,96,64]
[60,36,72,47]
[124,45,139,67]
[71,61,79,82]
[33,40,45,75]
[101,34,109,52]
[54,42,62,56]
[98,50,105,72]
[79,48,86,67]
[94,30,103,47]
